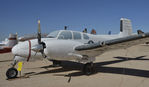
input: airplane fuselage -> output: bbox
[12,30,132,62]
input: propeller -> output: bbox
[31,20,47,58]
[16,32,19,44]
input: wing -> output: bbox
[75,33,149,57]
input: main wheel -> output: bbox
[6,67,18,79]
[83,63,94,75]
[52,60,62,67]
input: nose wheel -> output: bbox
[6,67,18,79]
[83,62,94,75]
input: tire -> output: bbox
[6,68,18,79]
[52,60,61,67]
[83,63,94,75]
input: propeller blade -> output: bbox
[38,20,41,33]
[16,32,18,44]
[41,51,47,58]
[37,20,41,44]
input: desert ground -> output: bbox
[1,44,149,87]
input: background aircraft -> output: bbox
[0,34,17,53]
[0,32,48,54]
[18,33,48,42]
[5,18,149,79]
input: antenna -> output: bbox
[64,26,67,30]
[83,28,87,33]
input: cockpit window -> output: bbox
[73,32,81,40]
[47,31,60,38]
[83,34,89,39]
[58,31,72,39]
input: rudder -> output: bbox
[120,18,132,36]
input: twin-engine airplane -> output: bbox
[6,18,149,79]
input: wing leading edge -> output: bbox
[75,32,149,57]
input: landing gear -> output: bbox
[6,60,18,79]
[83,62,94,75]
[52,60,62,67]
[6,67,18,79]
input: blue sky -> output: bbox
[0,0,149,40]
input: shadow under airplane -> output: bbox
[0,59,12,63]
[24,56,149,78]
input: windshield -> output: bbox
[47,31,60,38]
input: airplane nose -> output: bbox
[12,41,31,57]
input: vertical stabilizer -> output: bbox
[6,34,17,47]
[120,18,132,36]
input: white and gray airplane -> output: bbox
[6,18,149,79]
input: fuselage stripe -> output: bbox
[27,40,31,61]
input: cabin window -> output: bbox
[83,34,89,39]
[58,31,72,39]
[73,32,81,40]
